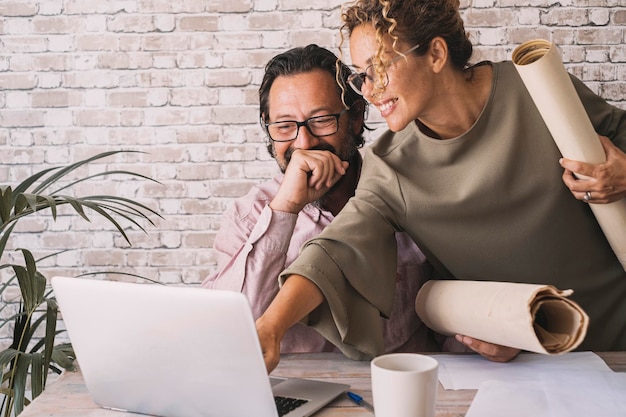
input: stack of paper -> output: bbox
[434,352,626,417]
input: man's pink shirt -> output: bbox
[202,175,438,353]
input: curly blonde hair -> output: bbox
[339,0,473,94]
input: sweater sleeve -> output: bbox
[571,74,626,151]
[281,146,406,359]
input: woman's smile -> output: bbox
[375,97,398,117]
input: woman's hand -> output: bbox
[256,315,283,373]
[255,275,325,373]
[455,334,521,363]
[560,135,626,204]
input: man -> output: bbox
[202,44,438,354]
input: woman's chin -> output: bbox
[384,117,410,133]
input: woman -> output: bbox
[256,0,626,372]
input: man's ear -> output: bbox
[348,100,366,134]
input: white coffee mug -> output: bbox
[371,353,439,417]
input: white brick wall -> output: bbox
[1,1,625,333]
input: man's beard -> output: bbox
[278,135,359,210]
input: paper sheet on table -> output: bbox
[465,371,626,417]
[512,39,626,271]
[435,351,611,390]
[415,280,588,354]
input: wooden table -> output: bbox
[19,352,626,417]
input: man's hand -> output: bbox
[560,135,626,204]
[270,150,348,213]
[455,334,521,363]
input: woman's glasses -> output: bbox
[347,44,421,95]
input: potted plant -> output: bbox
[0,150,160,416]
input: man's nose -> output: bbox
[293,125,320,149]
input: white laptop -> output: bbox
[51,276,349,417]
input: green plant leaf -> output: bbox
[12,167,59,196]
[12,266,33,316]
[12,250,44,314]
[0,349,19,417]
[50,343,75,372]
[77,271,165,285]
[52,170,161,195]
[69,201,135,244]
[13,193,58,221]
[0,349,19,365]
[84,195,162,221]
[10,304,29,353]
[1,150,159,415]
[14,194,36,218]
[65,198,90,222]
[31,150,145,195]
[0,186,12,223]
[30,352,43,399]
[12,353,31,416]
[42,298,58,387]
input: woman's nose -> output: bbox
[362,81,378,103]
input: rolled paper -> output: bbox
[512,39,626,271]
[415,280,589,354]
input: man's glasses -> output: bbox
[264,109,348,143]
[347,44,421,95]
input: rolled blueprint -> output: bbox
[512,39,626,271]
[415,280,589,354]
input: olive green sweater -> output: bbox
[282,61,626,359]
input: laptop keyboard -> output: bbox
[274,395,309,416]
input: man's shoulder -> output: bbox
[227,175,282,219]
[251,175,282,199]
